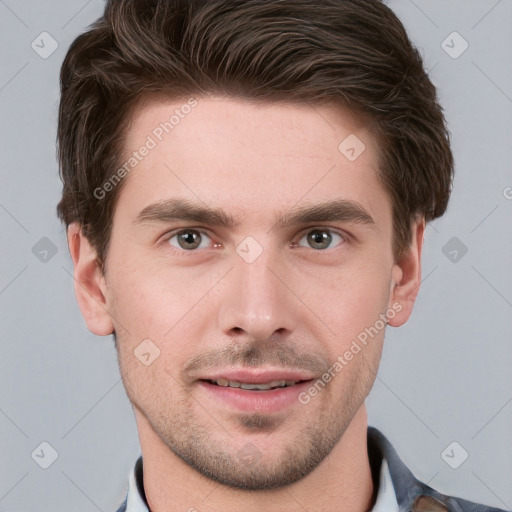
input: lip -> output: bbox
[196,368,316,414]
[200,368,317,384]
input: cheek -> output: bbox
[107,260,178,348]
[109,267,188,400]
[306,262,392,337]
[107,256,223,359]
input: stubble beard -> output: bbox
[134,378,370,490]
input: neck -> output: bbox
[136,406,374,512]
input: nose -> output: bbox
[216,244,299,342]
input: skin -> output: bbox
[67,97,424,512]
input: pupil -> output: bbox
[179,231,200,249]
[309,230,331,249]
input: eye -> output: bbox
[167,229,213,251]
[296,228,345,250]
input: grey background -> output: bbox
[0,0,511,510]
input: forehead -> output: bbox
[125,95,372,159]
[115,96,390,230]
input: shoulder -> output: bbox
[368,427,509,512]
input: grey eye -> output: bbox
[298,229,344,250]
[168,229,211,250]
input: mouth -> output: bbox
[202,378,309,391]
[196,369,316,414]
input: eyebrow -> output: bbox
[133,198,237,227]
[275,200,376,229]
[133,197,376,230]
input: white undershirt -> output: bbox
[371,460,399,512]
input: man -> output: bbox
[56,0,507,511]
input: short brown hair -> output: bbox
[57,0,453,266]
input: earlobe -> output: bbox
[67,222,114,336]
[387,219,425,327]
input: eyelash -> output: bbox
[161,227,348,255]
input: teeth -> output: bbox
[212,379,297,390]
[240,383,261,390]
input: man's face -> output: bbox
[91,97,412,489]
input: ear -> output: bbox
[67,222,114,336]
[387,218,425,327]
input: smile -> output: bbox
[205,379,301,390]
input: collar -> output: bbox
[368,427,450,512]
[124,455,150,512]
